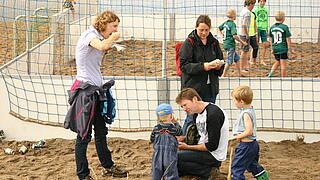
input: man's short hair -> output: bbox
[231,86,253,104]
[244,0,256,6]
[93,10,120,33]
[176,88,202,104]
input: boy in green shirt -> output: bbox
[268,11,295,77]
[218,9,248,77]
[254,0,269,65]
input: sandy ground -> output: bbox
[1,21,320,77]
[1,137,320,179]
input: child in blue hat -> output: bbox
[150,103,182,180]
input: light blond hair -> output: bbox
[227,9,236,18]
[231,86,253,105]
[275,11,285,21]
[93,10,120,33]
[157,114,172,123]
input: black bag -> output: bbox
[185,123,200,145]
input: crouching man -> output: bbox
[175,88,229,180]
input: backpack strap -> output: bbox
[187,37,194,46]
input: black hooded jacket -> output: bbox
[179,30,224,98]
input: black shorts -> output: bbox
[274,53,288,60]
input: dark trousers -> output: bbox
[249,36,259,58]
[75,102,114,179]
[178,150,221,180]
[231,141,265,180]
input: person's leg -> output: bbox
[233,50,241,77]
[94,102,128,177]
[279,53,288,77]
[75,130,92,179]
[201,84,216,104]
[222,48,234,77]
[280,59,287,77]
[259,30,268,65]
[152,150,164,180]
[163,151,179,180]
[268,54,280,77]
[231,142,253,180]
[250,36,259,65]
[260,41,269,66]
[246,141,267,179]
[178,150,220,178]
[240,36,249,71]
[93,102,114,169]
[222,63,230,77]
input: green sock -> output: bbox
[268,72,274,77]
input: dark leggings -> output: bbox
[249,36,259,58]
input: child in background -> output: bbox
[63,0,76,21]
[254,0,269,65]
[268,11,295,77]
[218,9,248,77]
[231,86,269,180]
[150,104,182,180]
[239,0,259,72]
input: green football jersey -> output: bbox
[218,20,237,49]
[269,23,292,54]
[254,6,269,30]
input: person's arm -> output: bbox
[269,36,273,54]
[254,17,258,43]
[286,37,295,54]
[234,34,248,46]
[178,142,208,151]
[212,39,225,75]
[180,38,214,74]
[204,105,225,151]
[150,124,160,143]
[236,113,253,141]
[89,32,120,51]
[217,27,224,39]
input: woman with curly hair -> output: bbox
[70,10,127,180]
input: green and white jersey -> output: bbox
[218,20,237,49]
[269,23,292,54]
[254,6,269,30]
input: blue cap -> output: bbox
[156,103,173,116]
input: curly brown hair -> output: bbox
[93,10,120,33]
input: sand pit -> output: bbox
[1,137,320,179]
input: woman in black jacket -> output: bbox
[179,14,225,135]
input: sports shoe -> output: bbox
[256,170,269,180]
[102,164,128,178]
[81,175,94,180]
[208,167,220,180]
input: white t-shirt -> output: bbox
[239,7,251,36]
[76,26,106,86]
[196,104,229,161]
